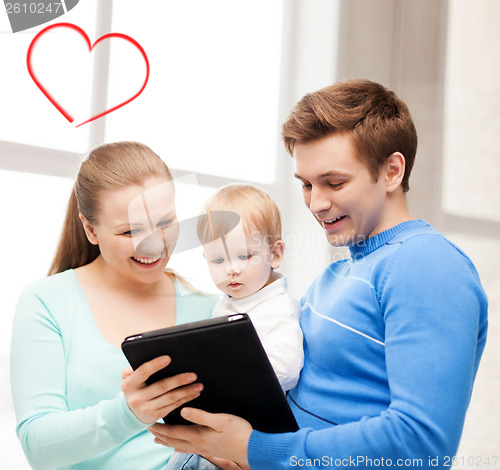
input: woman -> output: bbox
[10,142,216,469]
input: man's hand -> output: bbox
[148,407,253,468]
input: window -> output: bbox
[167,177,219,293]
[0,170,74,357]
[0,0,285,291]
[105,0,283,183]
[0,0,98,152]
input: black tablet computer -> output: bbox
[121,313,299,433]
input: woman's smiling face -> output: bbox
[81,176,179,285]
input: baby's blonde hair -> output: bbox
[197,184,282,246]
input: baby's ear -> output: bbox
[270,239,285,269]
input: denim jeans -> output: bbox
[166,452,222,470]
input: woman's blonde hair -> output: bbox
[48,142,172,275]
[197,184,282,246]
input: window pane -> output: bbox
[442,0,500,222]
[0,170,74,358]
[168,177,219,294]
[105,0,283,184]
[0,1,98,152]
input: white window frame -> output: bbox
[0,0,285,193]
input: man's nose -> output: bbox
[308,187,331,215]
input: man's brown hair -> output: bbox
[281,79,417,192]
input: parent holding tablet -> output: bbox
[10,142,216,469]
[148,80,488,470]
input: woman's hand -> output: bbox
[121,355,203,424]
[148,407,253,468]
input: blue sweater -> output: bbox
[248,220,488,469]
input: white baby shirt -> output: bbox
[212,273,304,391]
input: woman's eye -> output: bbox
[122,229,140,236]
[328,182,345,189]
[301,183,312,190]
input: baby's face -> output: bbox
[203,224,276,299]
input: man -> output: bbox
[149,79,488,470]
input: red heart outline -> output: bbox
[26,22,150,127]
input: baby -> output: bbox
[166,184,303,470]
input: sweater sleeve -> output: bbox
[247,235,488,469]
[10,284,147,470]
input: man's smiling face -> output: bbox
[294,133,392,247]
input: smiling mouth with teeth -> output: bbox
[321,215,346,225]
[131,254,162,265]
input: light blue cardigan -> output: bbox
[11,269,216,470]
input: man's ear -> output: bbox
[270,239,285,269]
[384,152,406,193]
[79,214,99,245]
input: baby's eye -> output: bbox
[158,219,174,227]
[239,255,251,261]
[212,258,224,264]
